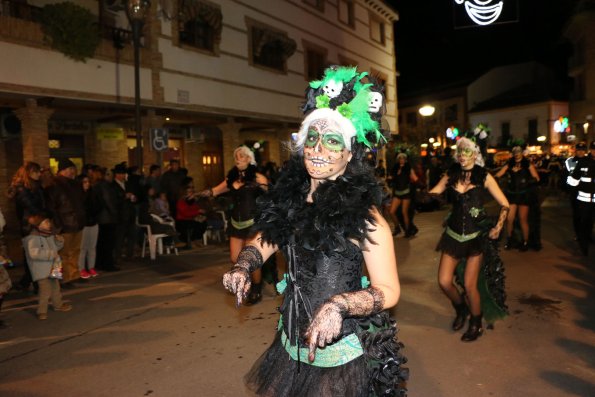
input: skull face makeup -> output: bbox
[303,118,352,180]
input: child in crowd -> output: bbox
[151,190,174,223]
[23,215,72,320]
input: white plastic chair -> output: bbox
[136,217,169,260]
[203,210,228,246]
[150,214,179,256]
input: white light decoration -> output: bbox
[432,142,441,147]
[421,143,428,148]
[419,105,436,117]
[537,136,546,142]
[454,0,504,26]
[429,137,435,143]
[584,122,590,134]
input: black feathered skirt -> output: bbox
[245,313,408,397]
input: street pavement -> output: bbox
[0,195,593,397]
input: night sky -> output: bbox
[388,0,580,97]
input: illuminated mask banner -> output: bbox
[453,0,518,28]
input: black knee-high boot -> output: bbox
[461,313,483,342]
[451,300,468,331]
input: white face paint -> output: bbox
[454,0,504,26]
[303,118,352,181]
[323,80,343,98]
[368,92,383,113]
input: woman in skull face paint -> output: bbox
[430,137,510,342]
[222,67,408,396]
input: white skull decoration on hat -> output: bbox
[323,80,343,98]
[368,92,383,113]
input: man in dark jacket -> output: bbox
[93,166,120,271]
[45,159,85,284]
[113,163,138,260]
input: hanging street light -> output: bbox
[418,105,436,117]
[126,0,151,168]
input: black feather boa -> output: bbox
[254,156,384,252]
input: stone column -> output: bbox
[14,99,54,167]
[141,109,165,170]
[218,119,242,174]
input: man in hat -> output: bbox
[112,163,138,260]
[45,158,85,286]
[565,142,588,240]
[567,141,595,256]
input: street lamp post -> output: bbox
[126,0,150,168]
[419,104,436,153]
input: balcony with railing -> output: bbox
[0,0,150,64]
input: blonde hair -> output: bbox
[234,145,256,165]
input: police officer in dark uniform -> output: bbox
[567,141,595,256]
[564,142,588,240]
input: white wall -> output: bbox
[469,101,568,147]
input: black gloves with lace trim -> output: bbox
[222,245,263,307]
[305,286,385,362]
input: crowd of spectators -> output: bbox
[0,158,215,325]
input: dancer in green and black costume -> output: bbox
[223,66,407,396]
[495,146,540,251]
[430,137,509,342]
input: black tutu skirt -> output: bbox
[436,232,483,259]
[245,313,408,397]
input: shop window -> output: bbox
[338,0,354,27]
[369,15,385,45]
[249,22,296,72]
[178,0,222,53]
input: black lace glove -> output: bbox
[222,245,263,307]
[305,286,385,362]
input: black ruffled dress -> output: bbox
[436,164,508,324]
[504,158,533,205]
[246,157,408,397]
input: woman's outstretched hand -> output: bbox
[304,302,344,362]
[222,267,251,308]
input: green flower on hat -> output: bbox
[337,103,352,119]
[315,94,330,109]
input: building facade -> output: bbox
[0,0,398,234]
[565,2,595,144]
